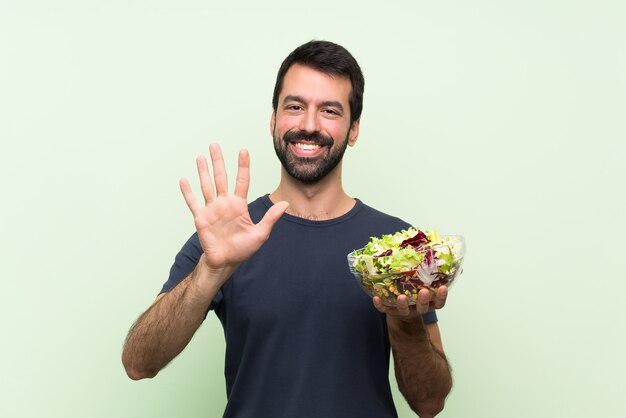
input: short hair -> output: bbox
[272,40,365,126]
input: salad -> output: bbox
[348,228,464,304]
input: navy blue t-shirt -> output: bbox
[161,195,438,418]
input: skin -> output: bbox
[121,145,289,379]
[269,64,360,217]
[122,64,452,417]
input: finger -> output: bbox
[372,297,398,314]
[432,286,448,310]
[255,201,289,241]
[179,178,200,215]
[372,296,387,313]
[416,288,433,313]
[395,295,411,316]
[196,156,214,204]
[209,144,228,196]
[234,149,250,199]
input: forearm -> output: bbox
[388,316,452,418]
[122,257,226,380]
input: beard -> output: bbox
[273,129,349,184]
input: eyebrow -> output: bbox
[283,95,345,113]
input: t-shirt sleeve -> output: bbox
[160,233,223,311]
[422,310,438,324]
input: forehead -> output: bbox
[279,64,352,106]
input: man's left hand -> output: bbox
[372,286,448,320]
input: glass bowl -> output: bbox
[347,235,465,306]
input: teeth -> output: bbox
[294,142,321,150]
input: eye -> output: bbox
[286,104,303,111]
[322,108,341,117]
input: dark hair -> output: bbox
[272,40,365,126]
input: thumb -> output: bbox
[256,201,289,239]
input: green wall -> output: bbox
[1,1,624,417]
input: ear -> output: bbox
[348,119,360,147]
[270,111,276,136]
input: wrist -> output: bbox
[386,314,430,343]
[387,311,425,327]
[191,255,237,295]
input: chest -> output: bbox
[219,224,381,338]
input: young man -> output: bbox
[122,41,452,418]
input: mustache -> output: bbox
[283,130,333,146]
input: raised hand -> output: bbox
[179,144,289,276]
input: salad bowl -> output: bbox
[347,230,465,306]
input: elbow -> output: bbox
[409,383,452,417]
[121,354,159,381]
[413,399,446,418]
[124,366,158,381]
[413,385,451,417]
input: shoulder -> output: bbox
[355,201,412,232]
[248,195,271,223]
[338,201,413,249]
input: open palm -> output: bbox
[180,144,288,271]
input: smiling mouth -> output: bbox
[293,142,323,150]
[288,140,327,158]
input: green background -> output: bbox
[1,1,624,417]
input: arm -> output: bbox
[374,288,452,417]
[122,144,288,380]
[387,317,451,417]
[122,257,226,380]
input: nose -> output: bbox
[299,108,320,133]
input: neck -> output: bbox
[269,163,355,220]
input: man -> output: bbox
[122,40,452,418]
